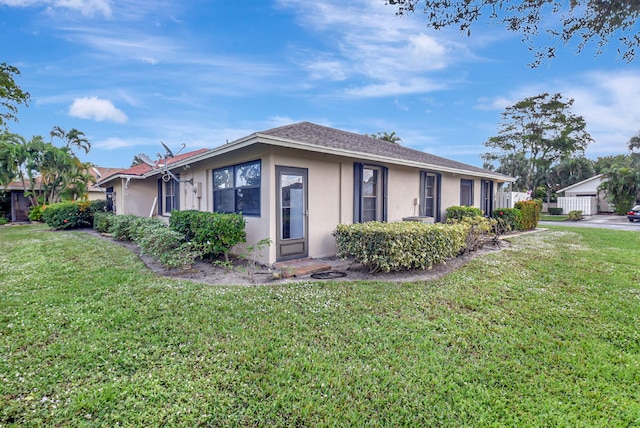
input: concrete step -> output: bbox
[273,258,331,278]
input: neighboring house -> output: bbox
[556,174,613,214]
[3,180,33,222]
[87,167,124,202]
[97,149,209,217]
[2,166,122,222]
[98,122,514,265]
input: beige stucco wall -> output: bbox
[181,146,502,265]
[87,189,105,202]
[117,144,503,266]
[114,178,158,217]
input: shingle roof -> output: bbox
[259,121,510,179]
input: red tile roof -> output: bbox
[98,148,209,182]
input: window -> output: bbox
[213,160,261,216]
[157,175,180,215]
[354,163,387,223]
[460,179,474,206]
[165,179,176,213]
[420,171,441,220]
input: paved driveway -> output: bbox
[539,214,640,232]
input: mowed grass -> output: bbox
[1,224,639,426]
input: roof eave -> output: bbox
[157,132,515,182]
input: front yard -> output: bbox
[1,224,639,426]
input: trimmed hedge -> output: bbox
[41,201,93,230]
[568,210,583,221]
[446,206,484,221]
[548,207,563,215]
[492,208,523,231]
[515,199,542,230]
[333,221,469,273]
[452,215,497,253]
[169,210,246,260]
[38,199,111,229]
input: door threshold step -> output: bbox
[273,258,331,278]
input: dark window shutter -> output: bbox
[157,179,163,215]
[353,162,363,223]
[419,171,426,217]
[382,166,388,222]
[174,174,180,211]
[435,173,442,222]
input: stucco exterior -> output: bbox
[557,174,613,213]
[98,122,514,265]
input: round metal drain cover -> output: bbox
[311,271,347,280]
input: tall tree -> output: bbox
[0,63,30,131]
[481,151,531,191]
[599,166,640,214]
[483,93,593,193]
[0,131,93,206]
[50,126,91,154]
[544,156,596,202]
[386,0,640,66]
[593,154,633,174]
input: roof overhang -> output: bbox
[557,174,605,193]
[165,133,516,182]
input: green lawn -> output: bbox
[539,214,570,221]
[1,224,639,426]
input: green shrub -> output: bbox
[568,210,583,221]
[169,210,246,260]
[89,199,109,213]
[548,207,563,215]
[41,201,93,230]
[92,212,114,233]
[28,205,45,222]
[105,214,200,269]
[515,199,542,230]
[109,215,166,242]
[446,206,484,221]
[0,216,7,225]
[137,224,183,256]
[333,221,468,273]
[108,214,145,241]
[453,215,497,253]
[492,208,523,231]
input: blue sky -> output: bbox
[2,0,640,169]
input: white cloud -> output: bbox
[68,96,128,123]
[564,71,640,155]
[279,0,462,97]
[474,70,640,157]
[475,96,514,111]
[0,0,111,16]
[92,137,131,150]
[345,78,445,98]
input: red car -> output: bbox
[627,205,640,222]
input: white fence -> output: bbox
[495,191,530,209]
[557,196,597,215]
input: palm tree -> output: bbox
[50,126,91,154]
[367,131,402,144]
